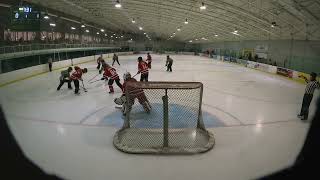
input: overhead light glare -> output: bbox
[49,23,56,27]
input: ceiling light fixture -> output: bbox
[85,29,89,33]
[271,21,277,28]
[71,27,76,30]
[81,24,85,28]
[115,0,122,8]
[132,18,136,23]
[177,28,181,31]
[101,29,105,32]
[231,32,239,36]
[200,2,206,10]
[184,18,188,24]
[44,13,49,19]
[49,23,56,27]
[139,26,143,30]
[214,34,218,37]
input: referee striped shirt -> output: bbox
[305,80,320,94]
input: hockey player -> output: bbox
[101,63,123,93]
[96,54,103,70]
[146,52,152,69]
[137,56,149,82]
[57,67,73,90]
[298,72,320,120]
[114,72,151,115]
[165,55,173,72]
[70,66,88,94]
[112,53,120,66]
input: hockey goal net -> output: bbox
[113,81,215,154]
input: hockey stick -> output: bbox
[87,73,100,83]
[89,79,102,84]
[132,73,139,78]
[81,81,88,92]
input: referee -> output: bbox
[298,72,320,121]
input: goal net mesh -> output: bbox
[113,81,215,154]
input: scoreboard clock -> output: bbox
[10,5,41,31]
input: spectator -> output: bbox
[248,53,253,61]
[48,57,53,72]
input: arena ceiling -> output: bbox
[30,0,320,42]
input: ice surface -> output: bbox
[0,54,316,180]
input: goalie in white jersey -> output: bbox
[114,72,151,115]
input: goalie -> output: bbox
[114,72,151,115]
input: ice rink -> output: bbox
[0,54,317,180]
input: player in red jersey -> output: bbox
[70,66,88,94]
[146,53,152,69]
[101,63,123,93]
[96,54,104,70]
[114,72,151,115]
[137,56,149,82]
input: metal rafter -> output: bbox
[30,0,320,42]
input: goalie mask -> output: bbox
[123,72,131,81]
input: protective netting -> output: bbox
[113,82,215,154]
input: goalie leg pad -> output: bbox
[142,102,151,113]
